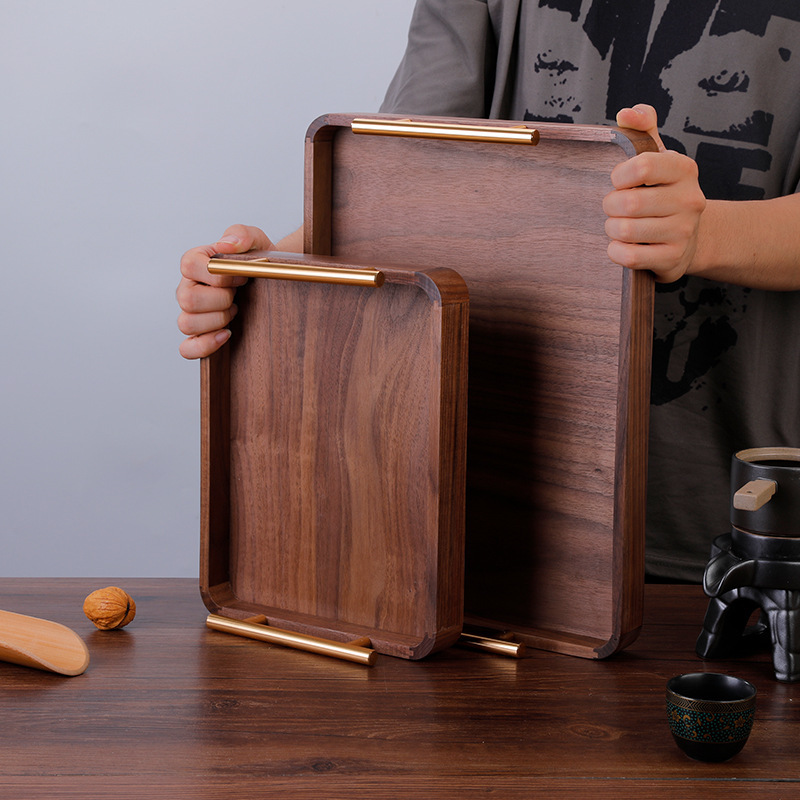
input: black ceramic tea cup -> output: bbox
[666,672,756,762]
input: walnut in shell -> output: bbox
[83,586,136,630]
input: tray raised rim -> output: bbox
[199,253,469,660]
[302,115,656,659]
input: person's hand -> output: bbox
[603,104,706,283]
[176,224,273,359]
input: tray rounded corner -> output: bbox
[405,624,463,661]
[592,623,643,660]
[199,581,233,616]
[610,126,661,158]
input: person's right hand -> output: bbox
[604,104,706,284]
[176,224,273,359]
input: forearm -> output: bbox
[690,194,800,290]
[275,224,304,253]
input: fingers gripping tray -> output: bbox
[200,253,469,660]
[304,114,656,658]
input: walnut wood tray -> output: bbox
[303,113,656,658]
[200,253,469,659]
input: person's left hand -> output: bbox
[603,104,706,283]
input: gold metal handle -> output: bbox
[352,118,540,146]
[208,256,385,287]
[458,632,526,658]
[206,614,377,665]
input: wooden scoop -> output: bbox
[0,609,89,676]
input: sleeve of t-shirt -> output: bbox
[380,0,493,117]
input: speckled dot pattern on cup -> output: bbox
[667,697,754,743]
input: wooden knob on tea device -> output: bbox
[733,479,777,512]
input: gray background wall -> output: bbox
[2,1,417,577]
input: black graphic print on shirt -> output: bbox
[523,0,797,405]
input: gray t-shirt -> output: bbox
[382,0,800,581]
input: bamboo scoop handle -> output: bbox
[0,609,89,676]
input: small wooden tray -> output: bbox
[304,113,656,658]
[200,253,469,660]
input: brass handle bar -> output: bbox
[458,632,526,658]
[206,614,377,666]
[208,256,385,287]
[351,117,540,146]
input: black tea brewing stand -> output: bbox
[697,447,800,682]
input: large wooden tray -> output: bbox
[304,113,656,658]
[200,253,469,659]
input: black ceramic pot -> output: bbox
[730,447,800,537]
[697,448,800,681]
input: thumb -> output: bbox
[213,224,274,255]
[616,103,667,153]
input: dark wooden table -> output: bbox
[1,579,798,798]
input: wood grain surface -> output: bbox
[1,578,798,799]
[305,114,656,658]
[201,257,469,659]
